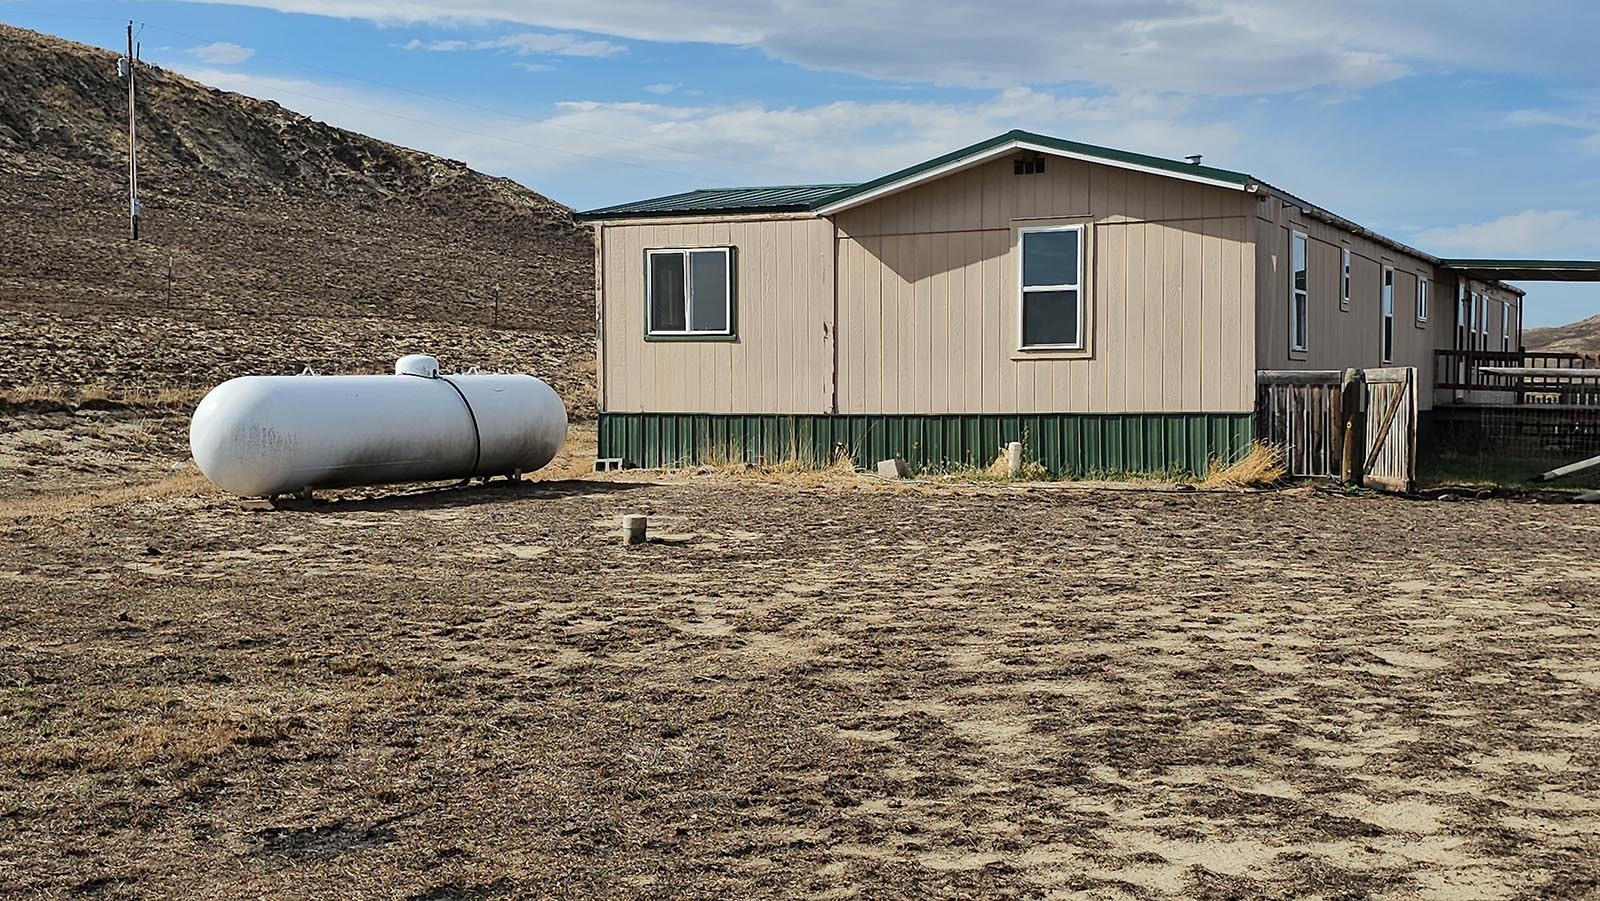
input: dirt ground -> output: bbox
[2,408,1598,900]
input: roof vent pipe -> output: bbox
[1185,154,1203,166]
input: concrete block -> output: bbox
[876,458,911,479]
[621,514,648,545]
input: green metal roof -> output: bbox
[575,184,856,221]
[1439,259,1600,283]
[576,130,1255,222]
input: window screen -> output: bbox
[689,251,728,333]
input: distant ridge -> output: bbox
[0,23,595,408]
[1523,314,1600,355]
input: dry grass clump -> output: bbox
[120,417,163,447]
[77,384,114,404]
[554,357,599,420]
[986,449,1049,481]
[0,469,214,520]
[8,705,298,774]
[2,382,72,404]
[694,438,859,484]
[527,422,601,481]
[1201,441,1287,489]
[926,447,1050,484]
[0,383,206,410]
[762,448,858,477]
[692,447,860,486]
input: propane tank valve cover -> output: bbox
[395,354,440,378]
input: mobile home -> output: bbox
[578,130,1565,476]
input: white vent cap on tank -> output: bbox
[395,354,441,378]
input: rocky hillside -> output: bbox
[0,23,595,409]
[1523,314,1600,355]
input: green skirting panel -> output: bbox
[598,412,1256,478]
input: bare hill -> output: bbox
[1523,314,1600,355]
[0,23,595,409]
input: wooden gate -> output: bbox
[1257,367,1417,492]
[1361,367,1417,493]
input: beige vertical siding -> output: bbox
[596,152,1524,420]
[598,216,835,413]
[832,155,1257,414]
[1251,201,1501,412]
[1462,280,1522,353]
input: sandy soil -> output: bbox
[1,409,1598,900]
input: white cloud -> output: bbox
[520,87,1241,187]
[643,83,677,95]
[172,0,1600,93]
[402,31,624,57]
[188,41,255,64]
[1415,210,1600,255]
[172,64,1238,203]
[1505,100,1600,157]
[160,0,1432,94]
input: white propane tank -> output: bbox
[189,355,567,497]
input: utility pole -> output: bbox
[122,21,140,240]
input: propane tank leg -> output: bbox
[509,469,523,482]
[298,486,313,501]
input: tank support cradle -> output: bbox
[241,486,317,511]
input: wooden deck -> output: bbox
[1435,349,1600,406]
[1433,350,1600,456]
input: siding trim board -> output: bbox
[598,412,1255,478]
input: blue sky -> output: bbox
[6,0,1600,325]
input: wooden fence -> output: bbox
[1258,368,1417,492]
[1256,371,1342,479]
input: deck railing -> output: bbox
[1435,349,1600,406]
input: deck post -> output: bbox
[1339,368,1365,486]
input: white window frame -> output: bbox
[645,246,733,337]
[1016,224,1085,351]
[1380,265,1395,363]
[1289,231,1309,353]
[1502,303,1512,352]
[1340,247,1352,311]
[1469,290,1480,348]
[1417,277,1429,323]
[1479,294,1490,350]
